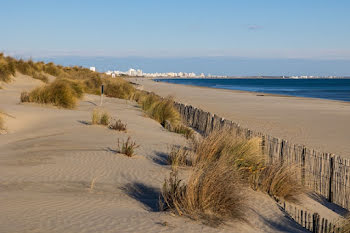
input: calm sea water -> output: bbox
[155,79,350,102]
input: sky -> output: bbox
[1,0,350,75]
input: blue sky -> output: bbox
[1,0,350,75]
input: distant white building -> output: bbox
[90,67,96,72]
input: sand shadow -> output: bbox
[307,193,348,216]
[251,206,308,233]
[105,147,118,153]
[84,101,98,106]
[77,120,91,125]
[121,182,161,212]
[151,151,169,166]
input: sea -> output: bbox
[155,78,350,102]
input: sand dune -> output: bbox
[0,75,314,232]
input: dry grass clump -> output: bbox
[104,78,135,99]
[100,112,110,125]
[174,124,194,139]
[168,146,194,169]
[193,131,264,173]
[83,75,102,94]
[193,130,305,201]
[161,160,245,226]
[250,164,304,202]
[32,72,49,83]
[138,93,180,127]
[109,119,127,131]
[0,55,16,82]
[117,137,139,157]
[20,79,84,109]
[91,109,110,125]
[44,62,61,76]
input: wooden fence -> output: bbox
[174,102,350,211]
[280,201,341,233]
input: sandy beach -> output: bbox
[0,75,324,233]
[132,78,350,157]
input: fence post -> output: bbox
[313,213,320,233]
[301,147,306,186]
[329,155,334,203]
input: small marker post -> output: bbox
[100,84,104,106]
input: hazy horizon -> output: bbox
[1,0,350,76]
[23,56,350,77]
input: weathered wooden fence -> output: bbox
[174,102,350,211]
[280,201,341,233]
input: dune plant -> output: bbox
[174,124,194,139]
[0,60,16,82]
[91,109,101,125]
[250,163,304,202]
[109,119,127,131]
[104,78,135,99]
[161,159,245,226]
[168,146,193,170]
[32,72,49,83]
[20,79,84,109]
[100,112,110,125]
[117,137,139,157]
[91,109,110,126]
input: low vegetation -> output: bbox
[167,146,193,169]
[32,72,49,83]
[161,161,245,226]
[109,119,127,131]
[161,130,306,225]
[250,163,304,202]
[91,109,110,125]
[104,78,135,99]
[117,137,139,157]
[20,79,84,109]
[0,54,16,82]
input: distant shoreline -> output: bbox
[152,78,350,103]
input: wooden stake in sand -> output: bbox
[100,84,104,106]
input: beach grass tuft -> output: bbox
[250,163,305,202]
[100,112,110,126]
[117,137,139,157]
[161,160,245,227]
[104,78,135,100]
[91,109,110,126]
[20,79,84,109]
[32,72,49,83]
[168,146,193,170]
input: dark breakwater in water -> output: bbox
[155,78,350,102]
